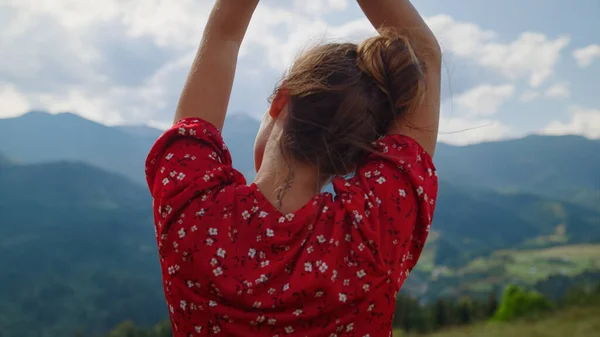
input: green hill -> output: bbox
[0,159,164,337]
[427,183,600,267]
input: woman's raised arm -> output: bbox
[357,0,441,156]
[174,0,260,130]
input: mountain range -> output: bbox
[0,111,599,337]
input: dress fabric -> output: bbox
[145,117,438,337]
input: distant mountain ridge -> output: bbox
[435,134,600,210]
[2,111,599,196]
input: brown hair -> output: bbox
[275,29,426,182]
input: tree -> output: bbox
[493,285,553,322]
[485,291,499,318]
[432,298,450,328]
[456,298,474,325]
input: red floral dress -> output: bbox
[145,117,438,337]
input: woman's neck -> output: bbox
[254,156,324,215]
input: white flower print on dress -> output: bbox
[213,267,223,276]
[319,262,328,273]
[399,189,407,197]
[178,228,186,238]
[217,248,226,258]
[210,258,218,267]
[339,293,347,303]
[353,210,363,223]
[259,211,268,218]
[209,228,217,235]
[293,309,303,316]
[205,238,214,246]
[248,248,256,258]
[357,270,366,279]
[304,262,313,272]
[266,228,274,237]
[242,210,250,220]
[256,274,268,284]
[285,326,294,334]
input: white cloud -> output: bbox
[573,44,600,68]
[544,82,570,99]
[438,116,512,145]
[294,0,348,14]
[455,84,515,117]
[428,15,570,87]
[0,83,31,118]
[520,90,540,102]
[0,0,580,146]
[542,106,600,138]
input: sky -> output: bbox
[0,0,599,145]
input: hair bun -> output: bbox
[356,29,426,117]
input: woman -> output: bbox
[146,0,441,336]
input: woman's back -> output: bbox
[146,117,437,336]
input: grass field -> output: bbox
[451,244,600,283]
[408,244,600,297]
[393,305,600,337]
